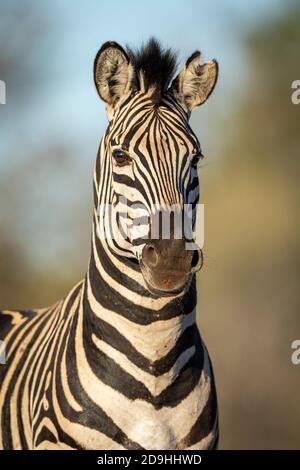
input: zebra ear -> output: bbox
[94,41,134,115]
[171,51,218,112]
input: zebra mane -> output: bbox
[127,38,178,104]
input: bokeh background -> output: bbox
[0,0,299,449]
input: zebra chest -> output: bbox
[126,411,180,449]
[83,372,211,450]
[31,362,214,450]
[68,397,201,450]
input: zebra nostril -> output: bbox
[143,243,159,268]
[191,248,203,273]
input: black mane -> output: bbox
[127,38,178,103]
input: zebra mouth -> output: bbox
[142,276,189,297]
[139,260,190,297]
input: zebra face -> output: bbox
[94,39,218,295]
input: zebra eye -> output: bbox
[191,152,203,168]
[112,149,132,167]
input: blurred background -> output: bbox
[0,0,299,449]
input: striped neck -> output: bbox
[77,213,201,406]
[84,211,197,352]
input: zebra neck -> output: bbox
[81,220,199,388]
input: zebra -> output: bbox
[0,38,219,450]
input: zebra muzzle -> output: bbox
[140,239,202,294]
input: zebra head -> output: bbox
[94,39,218,296]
